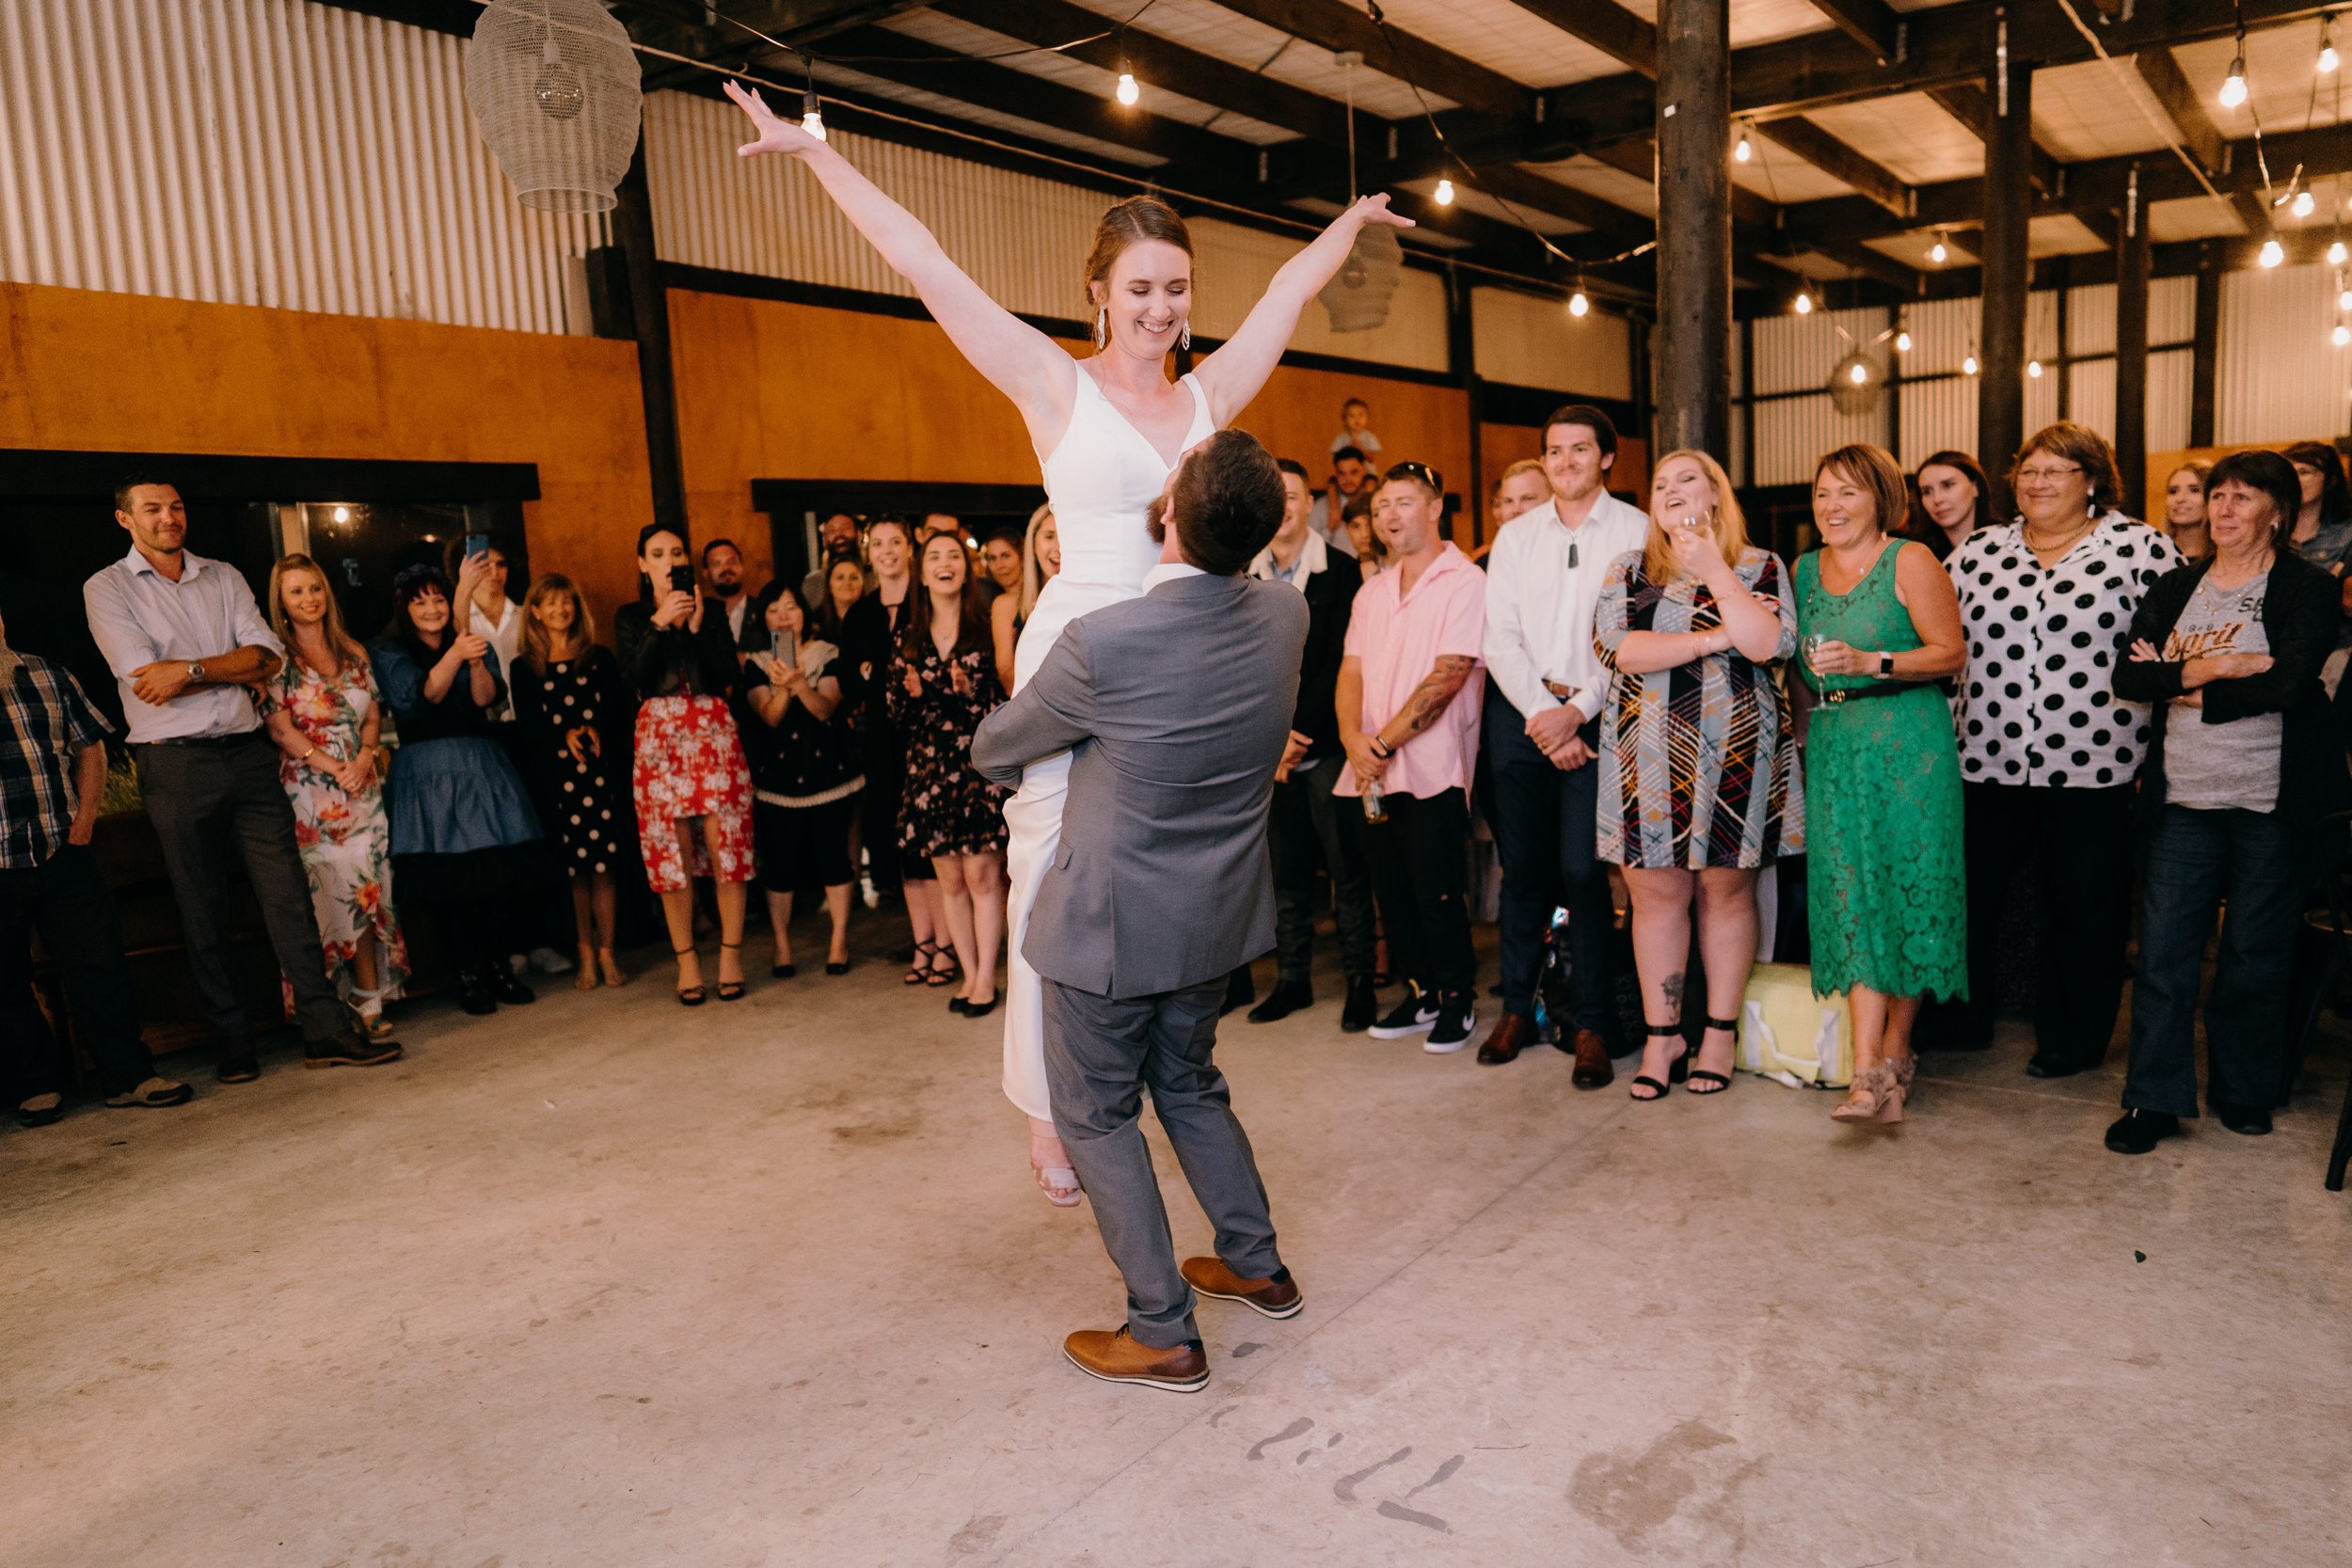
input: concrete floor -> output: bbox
[6,926,2349,1568]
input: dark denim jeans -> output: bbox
[2123,804,2301,1118]
[1364,787,1476,1000]
[0,846,156,1099]
[1267,755,1377,986]
[1487,692,1613,1031]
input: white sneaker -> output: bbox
[1423,994,1477,1053]
[528,946,575,974]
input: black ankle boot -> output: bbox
[457,968,498,1016]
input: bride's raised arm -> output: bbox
[1192,195,1416,427]
[726,81,1075,445]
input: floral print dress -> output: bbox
[884,635,1009,858]
[261,655,407,1002]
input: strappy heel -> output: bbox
[904,940,940,985]
[1629,1023,1687,1101]
[1686,1015,1739,1096]
[715,941,746,1002]
[926,947,962,988]
[1832,1061,1902,1125]
[673,945,706,1007]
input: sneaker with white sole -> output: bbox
[1367,986,1438,1039]
[1423,993,1477,1053]
[528,946,575,974]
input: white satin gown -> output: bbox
[1001,360,1216,1119]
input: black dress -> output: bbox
[883,634,1008,859]
[840,590,931,884]
[510,645,632,878]
[740,651,866,891]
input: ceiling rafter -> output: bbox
[2131,46,2229,175]
[1501,0,1657,77]
[1802,0,1903,67]
[1925,84,2063,197]
[1753,116,1912,216]
[1206,0,1536,121]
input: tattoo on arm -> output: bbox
[1396,655,1476,735]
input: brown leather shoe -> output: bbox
[1564,1027,1614,1089]
[1062,1326,1209,1392]
[1181,1256,1303,1319]
[1478,1010,1538,1066]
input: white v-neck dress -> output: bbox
[1001,360,1216,1119]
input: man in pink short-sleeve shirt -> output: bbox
[1336,461,1486,1053]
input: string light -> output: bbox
[1434,177,1454,205]
[2332,241,2348,265]
[1115,62,1139,106]
[2335,323,2350,346]
[1963,353,1979,375]
[2219,53,2249,109]
[2027,358,2043,378]
[2325,17,2341,75]
[1793,289,1813,315]
[800,91,826,141]
[1848,361,1869,385]
[2296,188,2318,218]
[1568,288,1590,317]
[1930,235,1948,264]
[1895,326,1913,352]
[1734,129,1752,164]
[2260,237,2286,267]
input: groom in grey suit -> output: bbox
[973,430,1310,1393]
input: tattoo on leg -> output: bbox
[1661,970,1684,1019]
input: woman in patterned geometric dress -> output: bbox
[1593,450,1802,1102]
[262,553,406,1041]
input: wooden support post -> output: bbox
[2114,175,2153,519]
[1976,50,2033,515]
[2190,246,2221,448]
[1447,266,1483,546]
[1654,0,1733,458]
[611,135,689,538]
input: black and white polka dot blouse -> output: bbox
[1946,514,2182,789]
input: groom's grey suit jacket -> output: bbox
[972,569,1308,1002]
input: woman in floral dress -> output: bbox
[262,553,406,1040]
[885,532,1009,1017]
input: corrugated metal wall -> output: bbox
[1470,285,1632,400]
[645,88,1452,372]
[0,0,604,333]
[2217,262,2352,444]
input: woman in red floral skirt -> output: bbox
[615,525,755,1005]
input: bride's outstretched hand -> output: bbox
[724,79,821,159]
[1351,193,1416,230]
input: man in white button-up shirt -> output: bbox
[1476,406,1650,1080]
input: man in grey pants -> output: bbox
[973,431,1310,1394]
[83,478,400,1082]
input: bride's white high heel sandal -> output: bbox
[1030,1127,1083,1208]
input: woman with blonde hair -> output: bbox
[1796,443,1968,1124]
[2162,459,2215,563]
[1593,450,1801,1101]
[512,573,631,990]
[992,503,1060,690]
[260,553,406,1039]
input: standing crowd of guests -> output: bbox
[5,477,1061,1125]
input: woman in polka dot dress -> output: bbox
[514,574,634,990]
[1942,422,2179,1078]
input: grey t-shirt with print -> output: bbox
[2162,573,2281,812]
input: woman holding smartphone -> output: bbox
[741,582,864,977]
[615,525,755,1005]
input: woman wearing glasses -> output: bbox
[1943,422,2180,1077]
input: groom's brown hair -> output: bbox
[1156,430,1285,577]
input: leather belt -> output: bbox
[1809,680,1913,707]
[132,730,266,749]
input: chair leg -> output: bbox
[2284,943,2346,1110]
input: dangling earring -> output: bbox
[1094,308,1106,348]
[1180,323,1191,351]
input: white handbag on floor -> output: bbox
[1735,963,1853,1088]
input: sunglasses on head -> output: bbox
[1383,461,1443,492]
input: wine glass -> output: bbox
[1801,632,1830,673]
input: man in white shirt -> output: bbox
[83,478,401,1082]
[1476,407,1650,1081]
[1308,446,1375,557]
[457,536,524,721]
[701,538,752,646]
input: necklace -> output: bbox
[2023,516,2096,560]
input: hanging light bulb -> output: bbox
[331,505,351,525]
[2335,323,2350,346]
[2324,19,2341,75]
[2027,358,2043,378]
[1734,129,1752,164]
[1930,236,1948,264]
[2220,55,2249,109]
[1963,353,1979,375]
[1116,63,1140,106]
[1568,288,1590,318]
[1849,362,1869,386]
[800,91,827,142]
[1895,327,1913,353]
[2333,241,2349,265]
[1793,290,1813,315]
[1434,177,1454,205]
[2261,237,2287,267]
[2296,188,2318,218]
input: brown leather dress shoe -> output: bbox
[1565,1027,1614,1089]
[1063,1326,1210,1392]
[1181,1256,1303,1319]
[1478,1010,1538,1066]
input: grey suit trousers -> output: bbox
[1042,975,1284,1348]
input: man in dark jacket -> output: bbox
[1239,457,1377,1031]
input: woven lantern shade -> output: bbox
[465,0,641,214]
[1317,222,1403,333]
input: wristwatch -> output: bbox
[185,659,205,685]
[1875,652,1895,679]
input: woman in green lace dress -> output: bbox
[1795,444,1968,1126]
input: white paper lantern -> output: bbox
[1317,223,1403,333]
[465,0,642,214]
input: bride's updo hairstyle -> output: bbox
[1085,196,1194,302]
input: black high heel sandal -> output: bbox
[1686,1016,1738,1095]
[926,948,962,989]
[1629,1022,1689,1101]
[674,946,706,1007]
[904,940,941,986]
[716,941,746,1002]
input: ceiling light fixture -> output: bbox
[1568,287,1590,317]
[2335,323,2350,345]
[1434,177,1454,205]
[1895,326,1913,352]
[800,91,826,142]
[1793,289,1814,315]
[2332,240,2348,265]
[2261,237,2287,267]
[2027,358,2043,378]
[1116,63,1139,107]
[2325,17,2341,75]
[2220,53,2249,109]
[1930,235,1948,264]
[1734,129,1752,164]
[1963,353,1979,375]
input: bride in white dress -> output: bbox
[727,82,1412,1202]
